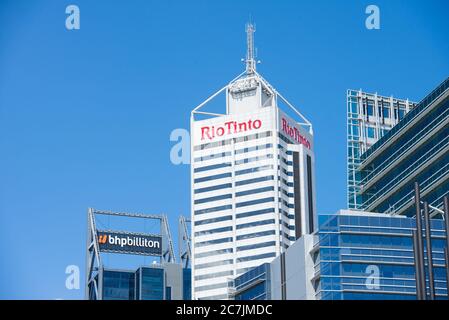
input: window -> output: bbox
[194,183,232,194]
[237,241,276,251]
[236,230,276,240]
[194,193,232,204]
[236,197,275,208]
[236,219,275,230]
[195,282,229,292]
[195,248,233,259]
[194,226,232,237]
[236,186,274,197]
[195,259,233,270]
[194,204,232,215]
[194,270,233,281]
[195,237,233,248]
[366,126,375,139]
[194,172,231,183]
[235,165,273,176]
[367,104,374,116]
[194,162,231,173]
[236,208,275,219]
[195,215,232,226]
[237,252,276,263]
[236,175,274,186]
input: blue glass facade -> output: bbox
[229,212,449,300]
[315,214,448,300]
[183,268,192,300]
[102,270,135,300]
[98,266,191,300]
[139,267,164,300]
[232,263,271,300]
[353,77,449,216]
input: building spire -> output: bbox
[245,22,256,75]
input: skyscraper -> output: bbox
[352,77,449,216]
[346,90,417,209]
[190,24,316,300]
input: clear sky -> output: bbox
[0,0,448,299]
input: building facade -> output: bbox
[190,24,316,300]
[99,264,191,300]
[352,77,449,216]
[230,210,449,300]
[85,208,191,300]
[347,90,416,209]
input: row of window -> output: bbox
[195,282,229,292]
[194,153,273,173]
[235,153,273,166]
[194,187,274,205]
[194,175,274,195]
[193,164,274,184]
[194,218,293,238]
[195,252,276,269]
[195,197,275,213]
[195,248,234,259]
[195,219,277,242]
[193,144,273,165]
[194,226,233,237]
[194,270,233,281]
[194,207,276,227]
[193,131,272,152]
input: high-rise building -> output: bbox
[349,77,449,216]
[190,24,316,300]
[347,90,417,209]
[229,209,449,300]
[85,208,191,300]
[100,264,191,300]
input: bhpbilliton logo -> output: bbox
[97,233,160,249]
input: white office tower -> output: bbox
[190,23,316,300]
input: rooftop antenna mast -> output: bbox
[245,22,256,75]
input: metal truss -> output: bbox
[85,208,175,300]
[190,69,313,134]
[190,23,313,134]
[178,216,191,268]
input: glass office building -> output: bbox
[349,77,449,216]
[347,90,416,210]
[315,212,448,300]
[91,264,191,300]
[231,263,271,300]
[229,211,449,300]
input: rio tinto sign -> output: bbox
[200,119,262,140]
[281,118,311,149]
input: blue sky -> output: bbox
[0,0,448,299]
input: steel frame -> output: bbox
[85,208,175,300]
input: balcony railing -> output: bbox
[359,109,449,186]
[360,135,449,208]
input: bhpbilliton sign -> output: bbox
[96,230,162,256]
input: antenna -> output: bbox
[245,22,256,75]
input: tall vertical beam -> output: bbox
[423,202,435,299]
[414,182,426,299]
[445,248,449,300]
[412,230,422,300]
[444,196,449,299]
[245,23,256,75]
